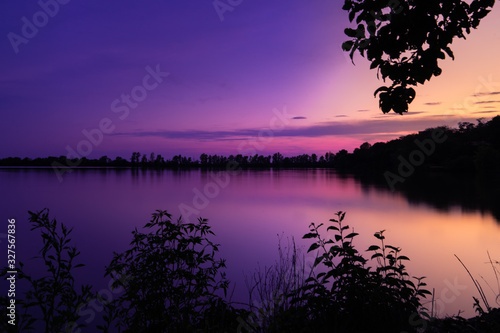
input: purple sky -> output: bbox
[1,0,499,159]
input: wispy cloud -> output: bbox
[371,111,425,118]
[335,115,348,118]
[292,116,307,120]
[357,109,370,112]
[474,100,500,104]
[474,91,500,97]
[424,102,441,106]
[472,110,499,114]
[112,116,481,142]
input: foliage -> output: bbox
[297,211,431,332]
[0,209,93,333]
[2,208,499,332]
[102,210,234,332]
[342,0,495,114]
[335,116,500,175]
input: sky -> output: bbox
[1,0,500,160]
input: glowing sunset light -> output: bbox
[1,1,499,159]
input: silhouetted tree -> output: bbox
[200,153,208,167]
[112,156,128,167]
[342,0,495,114]
[325,152,335,165]
[272,152,284,167]
[311,153,318,165]
[99,155,111,165]
[140,154,148,167]
[130,152,141,165]
[154,154,165,167]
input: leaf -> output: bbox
[305,277,316,284]
[370,59,382,69]
[344,28,358,38]
[374,233,385,240]
[339,212,346,221]
[342,40,354,52]
[307,243,320,253]
[442,46,454,60]
[303,233,317,239]
[349,10,355,22]
[374,86,390,97]
[314,256,323,267]
[386,245,400,252]
[345,232,359,239]
[367,245,380,251]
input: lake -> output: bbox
[1,167,499,322]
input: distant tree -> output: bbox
[360,142,372,150]
[99,155,111,165]
[200,153,208,166]
[311,153,318,164]
[458,121,475,132]
[155,154,165,167]
[334,149,349,169]
[272,152,284,166]
[113,156,128,167]
[342,0,495,114]
[325,152,335,164]
[319,155,326,165]
[130,152,141,165]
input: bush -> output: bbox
[0,209,93,333]
[295,211,431,333]
[102,210,236,332]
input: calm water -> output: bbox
[1,167,499,320]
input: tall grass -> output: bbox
[455,251,500,316]
[240,235,310,332]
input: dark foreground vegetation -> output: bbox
[1,117,499,176]
[2,210,499,332]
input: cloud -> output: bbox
[472,110,499,114]
[335,115,348,118]
[357,109,370,112]
[371,111,425,119]
[291,116,307,119]
[112,116,482,142]
[474,100,500,104]
[428,114,460,118]
[474,91,500,97]
[424,102,441,106]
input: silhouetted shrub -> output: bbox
[0,209,93,333]
[295,211,431,333]
[102,210,235,332]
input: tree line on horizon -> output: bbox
[0,151,335,169]
[1,116,499,175]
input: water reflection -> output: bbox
[348,171,500,223]
[1,167,499,319]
